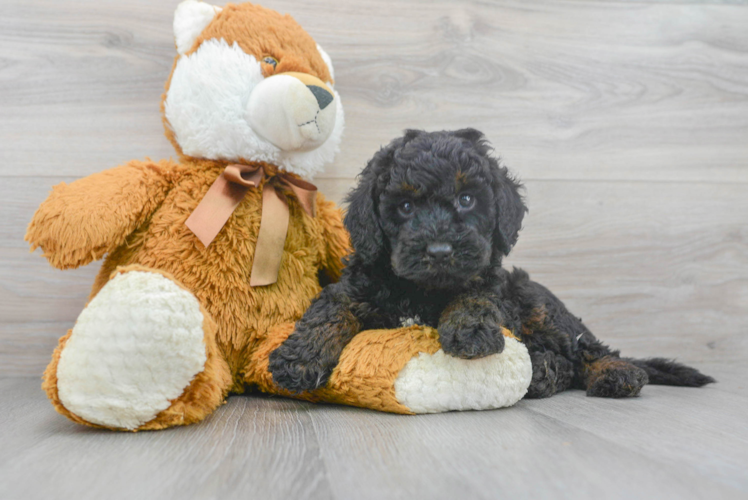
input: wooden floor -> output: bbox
[2,369,747,500]
[1,0,747,498]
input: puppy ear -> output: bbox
[451,128,484,145]
[489,160,527,255]
[458,129,527,255]
[344,147,393,265]
[402,129,425,143]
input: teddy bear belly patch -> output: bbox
[393,336,532,414]
[56,271,208,430]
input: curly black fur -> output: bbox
[269,129,715,397]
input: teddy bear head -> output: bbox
[162,0,343,179]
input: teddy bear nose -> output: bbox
[427,242,453,261]
[307,85,333,110]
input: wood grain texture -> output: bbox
[1,0,748,181]
[1,0,747,496]
[1,374,747,500]
[3,178,744,374]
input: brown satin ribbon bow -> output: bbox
[185,164,317,287]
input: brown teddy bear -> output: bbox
[26,1,532,431]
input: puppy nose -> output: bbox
[306,85,333,110]
[427,242,453,261]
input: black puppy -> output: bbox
[269,129,714,398]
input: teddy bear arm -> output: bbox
[25,159,182,270]
[314,193,351,282]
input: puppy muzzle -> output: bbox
[247,72,337,152]
[391,227,491,289]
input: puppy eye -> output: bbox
[263,56,278,69]
[458,193,475,210]
[398,200,415,217]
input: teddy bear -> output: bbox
[26,1,533,431]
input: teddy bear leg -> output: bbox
[43,266,232,431]
[249,324,532,414]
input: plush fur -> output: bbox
[393,335,532,413]
[28,1,355,431]
[55,269,209,429]
[163,1,344,178]
[269,129,715,399]
[33,1,528,429]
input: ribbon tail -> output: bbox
[250,184,290,287]
[186,173,250,247]
[282,176,318,218]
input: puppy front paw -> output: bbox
[268,337,332,393]
[438,318,505,360]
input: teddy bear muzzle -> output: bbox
[246,72,337,152]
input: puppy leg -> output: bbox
[533,312,648,398]
[525,351,575,399]
[550,310,648,398]
[540,314,649,398]
[268,284,361,393]
[511,272,648,398]
[581,353,649,398]
[438,291,506,359]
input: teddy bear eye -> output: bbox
[398,200,415,217]
[263,56,278,69]
[458,193,475,210]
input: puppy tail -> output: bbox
[625,357,715,387]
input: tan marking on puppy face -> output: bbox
[188,3,332,83]
[455,170,468,191]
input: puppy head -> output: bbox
[346,129,526,289]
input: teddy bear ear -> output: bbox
[316,44,335,85]
[173,0,222,56]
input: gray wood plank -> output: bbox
[0,249,100,323]
[307,394,746,500]
[3,177,745,375]
[1,0,747,181]
[3,375,745,500]
[0,378,334,500]
[696,361,748,398]
[523,384,748,493]
[0,323,69,378]
[505,180,748,365]
[588,0,748,4]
